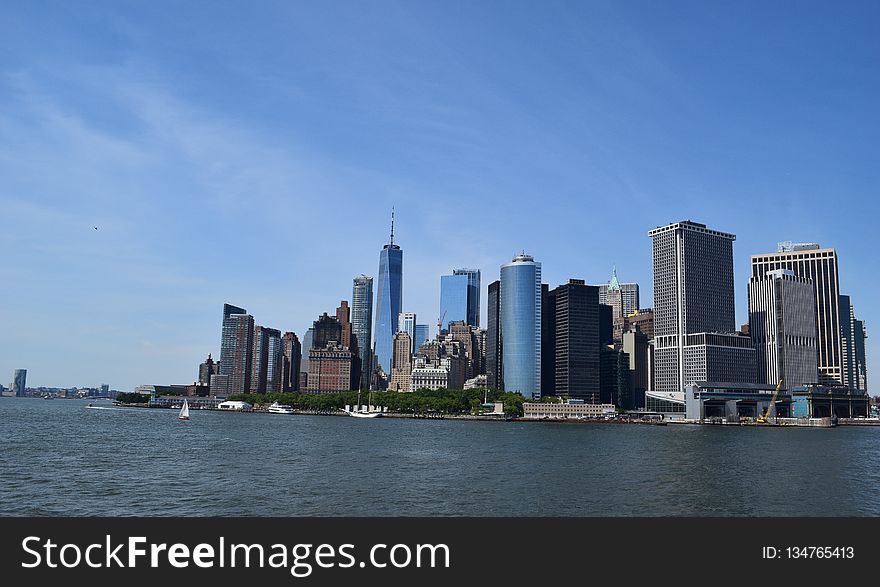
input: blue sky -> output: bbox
[2,0,877,391]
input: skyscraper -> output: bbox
[751,243,842,386]
[414,324,430,349]
[227,313,255,395]
[13,369,26,397]
[543,279,600,401]
[374,210,403,376]
[500,253,542,399]
[390,331,413,392]
[251,326,282,393]
[398,312,416,350]
[486,280,502,390]
[840,297,868,393]
[281,332,301,392]
[299,328,314,390]
[440,269,481,330]
[649,220,737,396]
[352,275,374,390]
[219,303,247,377]
[748,269,818,388]
[596,267,640,319]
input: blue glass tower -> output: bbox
[500,253,542,399]
[439,268,481,331]
[373,211,403,376]
[440,274,468,332]
[414,324,430,349]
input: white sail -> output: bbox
[178,399,190,420]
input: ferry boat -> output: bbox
[267,401,296,414]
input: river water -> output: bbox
[2,397,878,516]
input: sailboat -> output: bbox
[178,398,190,421]
[347,390,382,418]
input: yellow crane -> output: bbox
[756,379,784,424]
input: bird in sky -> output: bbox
[93,226,98,230]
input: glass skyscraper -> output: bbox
[439,269,481,331]
[414,324,430,349]
[399,312,416,352]
[352,275,374,390]
[373,213,403,375]
[500,254,542,399]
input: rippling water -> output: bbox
[2,397,879,516]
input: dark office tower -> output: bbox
[281,332,301,392]
[299,328,314,390]
[599,304,613,347]
[227,313,255,394]
[251,326,282,393]
[649,220,737,395]
[600,348,633,408]
[547,280,600,400]
[374,210,403,375]
[13,369,27,397]
[486,280,503,390]
[622,329,649,408]
[352,275,374,390]
[219,303,247,377]
[198,354,219,385]
[751,242,842,385]
[541,284,556,395]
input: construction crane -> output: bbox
[756,379,784,424]
[437,310,447,336]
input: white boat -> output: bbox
[346,391,383,418]
[178,399,190,421]
[267,401,296,414]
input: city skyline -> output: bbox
[2,2,878,390]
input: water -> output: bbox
[2,397,879,516]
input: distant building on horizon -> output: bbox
[500,253,542,399]
[198,354,219,386]
[13,369,27,397]
[352,275,374,390]
[595,267,640,319]
[373,210,403,376]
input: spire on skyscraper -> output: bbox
[609,265,620,291]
